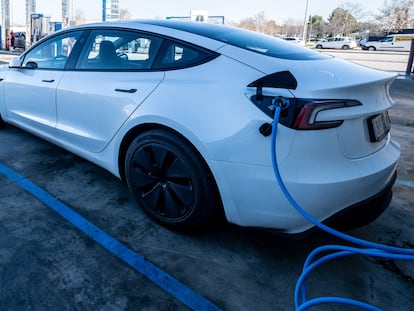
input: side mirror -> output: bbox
[25,61,38,69]
[9,57,21,68]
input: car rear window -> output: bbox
[140,20,329,61]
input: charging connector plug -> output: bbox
[270,96,290,111]
[259,96,290,137]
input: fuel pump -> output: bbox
[30,13,50,44]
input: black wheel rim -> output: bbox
[129,143,195,221]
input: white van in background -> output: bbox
[362,34,414,51]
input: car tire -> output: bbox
[0,115,4,129]
[368,46,376,51]
[125,129,218,231]
[316,44,322,49]
[342,45,350,50]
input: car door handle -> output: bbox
[115,88,137,93]
[42,79,55,83]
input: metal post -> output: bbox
[2,0,10,50]
[102,0,107,21]
[406,39,414,75]
[302,0,310,42]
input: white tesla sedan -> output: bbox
[0,20,400,234]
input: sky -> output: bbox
[8,0,385,26]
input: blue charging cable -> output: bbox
[270,102,414,310]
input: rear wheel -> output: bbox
[0,115,4,129]
[342,45,350,50]
[125,129,218,231]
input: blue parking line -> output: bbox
[396,178,414,189]
[0,162,222,311]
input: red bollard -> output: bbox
[406,39,414,74]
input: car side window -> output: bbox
[76,30,163,70]
[153,41,210,70]
[22,31,81,69]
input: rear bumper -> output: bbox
[214,135,400,234]
[321,170,396,232]
[267,171,396,238]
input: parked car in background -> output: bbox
[12,32,26,50]
[0,20,399,234]
[362,34,414,51]
[358,36,386,47]
[315,37,357,49]
[282,37,306,46]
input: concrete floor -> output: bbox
[0,78,413,311]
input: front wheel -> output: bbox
[0,115,4,129]
[316,44,322,49]
[368,46,376,51]
[125,129,218,231]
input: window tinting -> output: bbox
[140,20,330,61]
[76,30,163,70]
[152,40,211,69]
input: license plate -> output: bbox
[367,111,391,142]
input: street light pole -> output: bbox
[302,0,309,41]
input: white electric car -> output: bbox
[0,20,400,234]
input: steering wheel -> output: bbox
[117,52,129,60]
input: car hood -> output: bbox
[0,63,8,71]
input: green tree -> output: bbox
[309,15,328,38]
[328,7,358,36]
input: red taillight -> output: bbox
[294,100,361,130]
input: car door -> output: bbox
[324,38,336,48]
[333,38,345,49]
[377,36,394,50]
[56,29,165,153]
[4,31,82,137]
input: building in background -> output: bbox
[1,0,70,50]
[1,0,10,49]
[103,0,119,21]
[167,10,225,24]
[25,0,36,25]
[1,0,142,50]
[62,0,69,27]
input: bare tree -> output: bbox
[280,18,303,37]
[238,17,256,32]
[236,12,280,36]
[377,0,414,32]
[340,1,366,21]
[73,9,85,26]
[119,9,132,21]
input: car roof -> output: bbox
[60,19,328,61]
[68,19,228,34]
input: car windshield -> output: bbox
[140,20,330,61]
